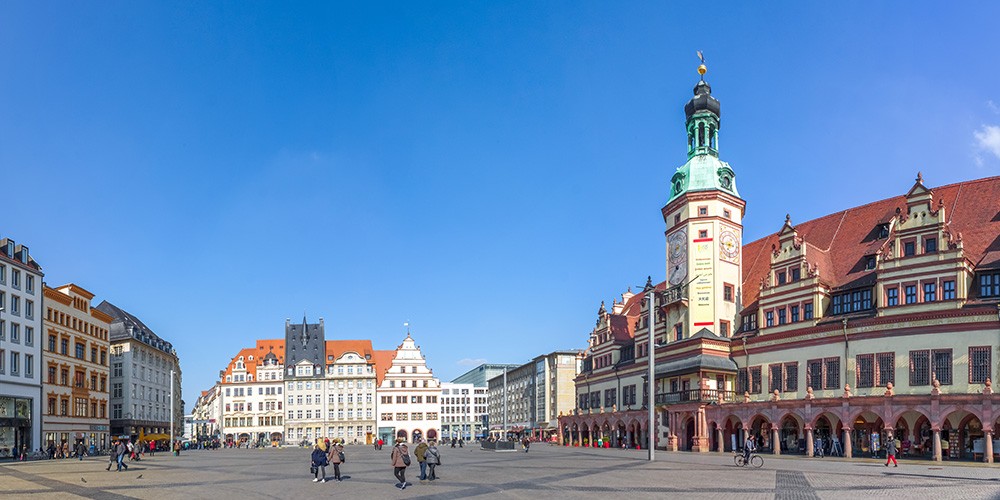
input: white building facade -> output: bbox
[376,333,442,444]
[440,382,486,441]
[220,343,284,446]
[97,301,183,441]
[0,237,43,459]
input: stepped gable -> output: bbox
[740,176,1000,308]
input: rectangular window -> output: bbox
[25,354,32,378]
[750,366,762,394]
[791,268,801,282]
[742,312,758,332]
[932,349,952,385]
[876,352,895,386]
[925,238,937,253]
[723,284,734,302]
[832,295,841,315]
[75,343,85,360]
[904,241,915,256]
[824,357,840,390]
[784,362,798,392]
[981,273,1000,297]
[719,320,730,337]
[777,272,786,285]
[886,287,899,306]
[909,350,930,386]
[790,305,799,322]
[698,206,708,216]
[803,302,813,320]
[923,283,937,302]
[905,285,917,304]
[970,346,991,384]
[943,281,956,300]
[674,323,683,341]
[737,368,748,394]
[856,354,874,388]
[807,359,822,391]
[777,309,786,325]
[765,311,774,327]
[769,364,782,393]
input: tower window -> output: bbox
[723,284,734,302]
[674,214,681,225]
[723,209,731,219]
[698,230,708,239]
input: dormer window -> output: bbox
[791,268,801,282]
[865,256,876,270]
[877,224,890,239]
[777,271,786,285]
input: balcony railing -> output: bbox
[655,389,738,405]
[660,285,687,307]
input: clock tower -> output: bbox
[660,61,745,340]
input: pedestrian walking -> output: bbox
[415,438,429,481]
[390,439,411,490]
[425,440,441,481]
[522,437,531,453]
[76,441,86,460]
[328,441,345,481]
[814,435,824,458]
[115,441,129,471]
[885,435,898,467]
[106,440,118,471]
[310,443,328,482]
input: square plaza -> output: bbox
[3,445,1000,499]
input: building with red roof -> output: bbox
[560,62,1000,463]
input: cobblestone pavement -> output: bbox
[3,445,1000,499]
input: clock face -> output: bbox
[667,229,688,285]
[719,229,740,263]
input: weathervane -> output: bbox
[696,50,707,80]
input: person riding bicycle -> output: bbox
[743,434,757,463]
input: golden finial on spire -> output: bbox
[696,50,707,79]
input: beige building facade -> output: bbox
[41,284,113,452]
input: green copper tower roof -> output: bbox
[667,76,739,203]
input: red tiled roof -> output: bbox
[371,350,397,386]
[741,176,1000,307]
[324,340,374,362]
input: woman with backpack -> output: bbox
[327,440,345,482]
[390,439,411,490]
[310,443,329,482]
[425,440,441,481]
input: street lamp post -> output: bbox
[646,286,656,462]
[170,370,175,450]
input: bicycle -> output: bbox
[734,451,764,468]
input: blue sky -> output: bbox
[2,2,999,405]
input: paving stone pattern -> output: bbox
[2,445,1000,499]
